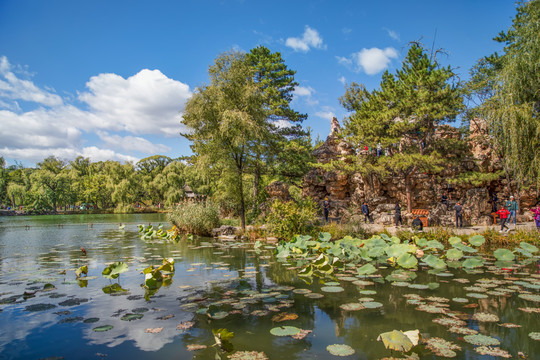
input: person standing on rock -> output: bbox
[491,192,499,212]
[530,203,540,231]
[361,201,373,224]
[454,201,463,229]
[394,202,402,227]
[323,198,330,223]
[505,195,518,226]
[441,192,450,211]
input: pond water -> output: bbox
[0,214,539,359]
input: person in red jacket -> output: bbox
[496,206,510,232]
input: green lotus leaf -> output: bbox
[463,334,500,346]
[468,235,486,247]
[363,301,383,309]
[377,330,414,352]
[102,262,128,279]
[318,232,331,242]
[298,264,314,277]
[426,240,444,250]
[102,283,128,294]
[427,282,440,290]
[357,263,377,276]
[423,254,446,269]
[529,332,540,341]
[93,325,114,332]
[387,244,410,258]
[493,248,515,261]
[515,247,534,258]
[121,313,143,321]
[397,253,418,269]
[462,258,484,268]
[520,242,538,253]
[340,303,365,311]
[270,326,301,336]
[321,286,344,293]
[415,238,428,247]
[453,243,478,253]
[326,344,355,356]
[75,265,88,278]
[518,294,540,302]
[448,236,462,246]
[445,248,463,261]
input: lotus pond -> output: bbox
[0,214,539,359]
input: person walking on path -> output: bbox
[497,206,510,232]
[361,201,373,224]
[531,204,540,231]
[412,216,423,231]
[395,202,402,227]
[454,201,463,229]
[323,198,330,223]
[505,195,518,226]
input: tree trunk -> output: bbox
[405,174,412,213]
[252,165,260,212]
[238,168,246,231]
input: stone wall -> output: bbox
[302,118,538,226]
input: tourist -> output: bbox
[377,143,382,157]
[412,216,423,231]
[497,206,510,232]
[454,201,463,229]
[361,201,373,224]
[491,192,498,212]
[531,204,540,231]
[395,202,402,227]
[505,195,518,226]
[441,192,449,210]
[323,198,330,223]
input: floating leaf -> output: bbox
[520,242,538,253]
[321,286,344,293]
[340,303,365,311]
[463,334,500,346]
[529,332,540,341]
[93,325,113,332]
[474,346,511,358]
[363,301,383,309]
[272,312,298,322]
[424,337,461,357]
[187,344,207,351]
[468,235,485,247]
[75,265,88,278]
[445,248,463,261]
[326,344,355,356]
[121,313,143,321]
[518,294,540,302]
[493,249,515,261]
[102,262,128,279]
[102,283,128,294]
[25,303,56,312]
[291,329,312,340]
[423,255,446,269]
[270,326,301,336]
[145,327,163,334]
[229,351,269,360]
[357,263,377,276]
[462,258,484,269]
[472,312,499,322]
[397,253,418,269]
[448,237,462,246]
[377,330,414,352]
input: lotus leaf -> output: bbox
[75,265,88,278]
[25,303,57,312]
[321,286,344,293]
[352,280,374,286]
[326,344,355,356]
[408,284,428,290]
[377,330,414,352]
[468,235,486,247]
[229,351,269,360]
[318,232,331,242]
[528,332,540,341]
[448,326,478,335]
[425,240,444,250]
[463,334,500,346]
[391,281,411,287]
[293,288,311,294]
[466,293,488,299]
[462,258,484,268]
[270,326,301,336]
[493,249,515,261]
[472,312,499,322]
[433,317,466,327]
[452,297,468,303]
[424,337,461,357]
[423,255,446,269]
[515,248,534,258]
[415,304,446,314]
[357,263,377,276]
[121,313,143,321]
[518,294,540,302]
[298,265,313,277]
[102,283,128,294]
[415,238,428,247]
[102,262,128,279]
[93,325,114,332]
[397,253,418,269]
[445,248,463,261]
[474,346,511,358]
[363,301,383,309]
[453,243,478,253]
[520,242,538,253]
[340,303,365,311]
[305,293,324,299]
[272,312,298,322]
[358,297,375,302]
[359,290,377,295]
[448,236,462,246]
[386,244,409,258]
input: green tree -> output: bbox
[469,0,540,189]
[182,51,267,230]
[30,170,68,211]
[341,43,465,211]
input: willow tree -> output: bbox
[341,43,465,211]
[469,0,540,190]
[182,51,267,230]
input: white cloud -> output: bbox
[314,111,336,121]
[338,76,346,85]
[285,26,326,52]
[338,47,398,75]
[293,86,314,97]
[384,28,400,41]
[79,69,192,136]
[273,119,292,129]
[0,56,193,165]
[0,56,63,107]
[97,131,171,154]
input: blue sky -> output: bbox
[0,0,516,167]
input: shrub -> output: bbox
[265,198,319,240]
[168,201,220,236]
[114,204,134,214]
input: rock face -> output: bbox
[302,118,538,226]
[265,181,292,203]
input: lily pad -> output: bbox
[518,294,540,302]
[468,235,486,247]
[24,303,57,312]
[270,326,301,336]
[472,312,499,322]
[357,263,377,276]
[377,330,414,352]
[121,313,143,321]
[340,303,365,311]
[326,344,355,356]
[519,242,538,253]
[463,334,500,346]
[363,301,383,309]
[493,249,515,261]
[93,325,114,332]
[528,332,540,341]
[474,346,511,358]
[321,286,344,293]
[424,337,461,357]
[445,248,463,261]
[229,351,269,360]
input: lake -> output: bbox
[0,213,538,359]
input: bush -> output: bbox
[321,215,371,239]
[168,201,220,236]
[265,198,319,240]
[114,204,134,214]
